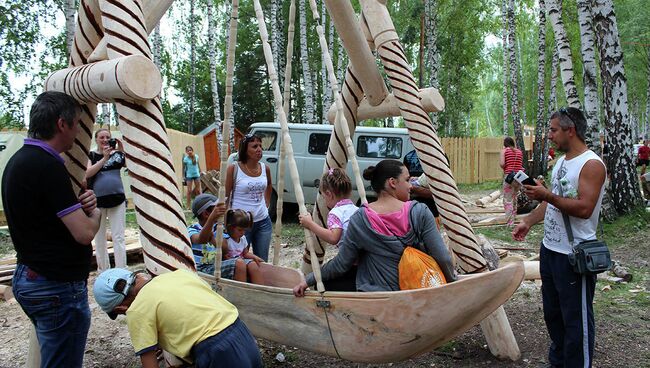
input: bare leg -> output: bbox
[233,259,247,282]
[186,181,193,208]
[247,262,265,285]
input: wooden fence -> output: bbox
[441,136,533,184]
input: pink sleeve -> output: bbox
[327,212,343,230]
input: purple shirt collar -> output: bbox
[23,138,64,164]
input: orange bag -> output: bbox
[398,246,447,290]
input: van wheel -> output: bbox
[269,190,278,222]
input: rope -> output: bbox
[213,0,240,282]
[252,0,325,292]
[319,295,343,360]
[272,0,296,266]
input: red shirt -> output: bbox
[503,147,523,174]
[638,145,650,160]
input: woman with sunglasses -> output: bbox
[225,134,273,262]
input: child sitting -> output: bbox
[223,209,265,284]
[299,168,358,290]
[188,194,248,282]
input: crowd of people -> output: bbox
[2,91,633,367]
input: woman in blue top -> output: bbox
[183,145,202,208]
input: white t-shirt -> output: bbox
[225,234,248,259]
[327,199,358,246]
[231,163,269,221]
[543,151,605,255]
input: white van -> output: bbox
[228,122,416,217]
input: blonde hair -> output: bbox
[320,168,352,198]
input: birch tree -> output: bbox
[592,0,642,213]
[532,0,547,177]
[64,0,76,59]
[507,0,525,162]
[577,0,601,153]
[546,0,582,109]
[645,48,650,140]
[299,0,315,124]
[152,24,162,70]
[545,46,560,166]
[271,0,285,107]
[424,0,441,131]
[207,0,222,147]
[321,0,331,123]
[501,0,510,135]
[188,0,196,134]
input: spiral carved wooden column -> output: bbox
[96,0,194,274]
[59,0,103,193]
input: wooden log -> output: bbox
[45,55,162,103]
[0,285,13,301]
[323,0,387,106]
[611,261,632,282]
[479,307,521,361]
[475,190,502,207]
[326,87,444,123]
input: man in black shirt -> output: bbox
[2,91,101,367]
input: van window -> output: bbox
[308,133,331,155]
[256,131,277,151]
[357,136,403,158]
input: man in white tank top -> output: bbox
[512,107,606,368]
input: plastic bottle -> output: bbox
[560,178,578,198]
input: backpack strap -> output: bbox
[228,162,239,208]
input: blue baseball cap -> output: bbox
[93,268,137,320]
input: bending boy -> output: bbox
[93,268,262,367]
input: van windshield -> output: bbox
[357,136,402,158]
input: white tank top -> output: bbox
[226,235,248,259]
[231,162,269,221]
[543,150,605,254]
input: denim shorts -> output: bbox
[13,264,91,368]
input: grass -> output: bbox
[600,207,650,249]
[457,180,502,194]
[474,222,545,245]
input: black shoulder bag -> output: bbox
[558,160,611,275]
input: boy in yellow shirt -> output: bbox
[93,268,262,367]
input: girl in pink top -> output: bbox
[299,168,358,246]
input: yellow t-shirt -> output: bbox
[125,269,238,363]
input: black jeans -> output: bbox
[540,245,596,367]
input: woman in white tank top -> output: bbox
[225,134,274,261]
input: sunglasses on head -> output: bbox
[559,107,576,127]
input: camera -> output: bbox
[108,138,117,149]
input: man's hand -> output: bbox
[79,189,97,215]
[512,221,531,241]
[523,180,551,202]
[210,203,227,218]
[293,280,308,297]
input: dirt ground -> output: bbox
[1,191,648,367]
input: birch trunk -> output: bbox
[517,38,527,126]
[507,0,526,164]
[577,0,601,154]
[546,0,581,109]
[545,45,560,173]
[646,48,650,140]
[424,0,441,131]
[592,0,642,213]
[299,0,315,124]
[152,24,162,70]
[208,0,222,147]
[271,0,285,115]
[320,1,331,123]
[188,0,196,134]
[533,0,547,178]
[65,0,76,59]
[501,0,509,135]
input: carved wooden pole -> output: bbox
[98,0,194,274]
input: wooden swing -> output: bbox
[206,0,525,363]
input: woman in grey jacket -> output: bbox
[293,159,456,295]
